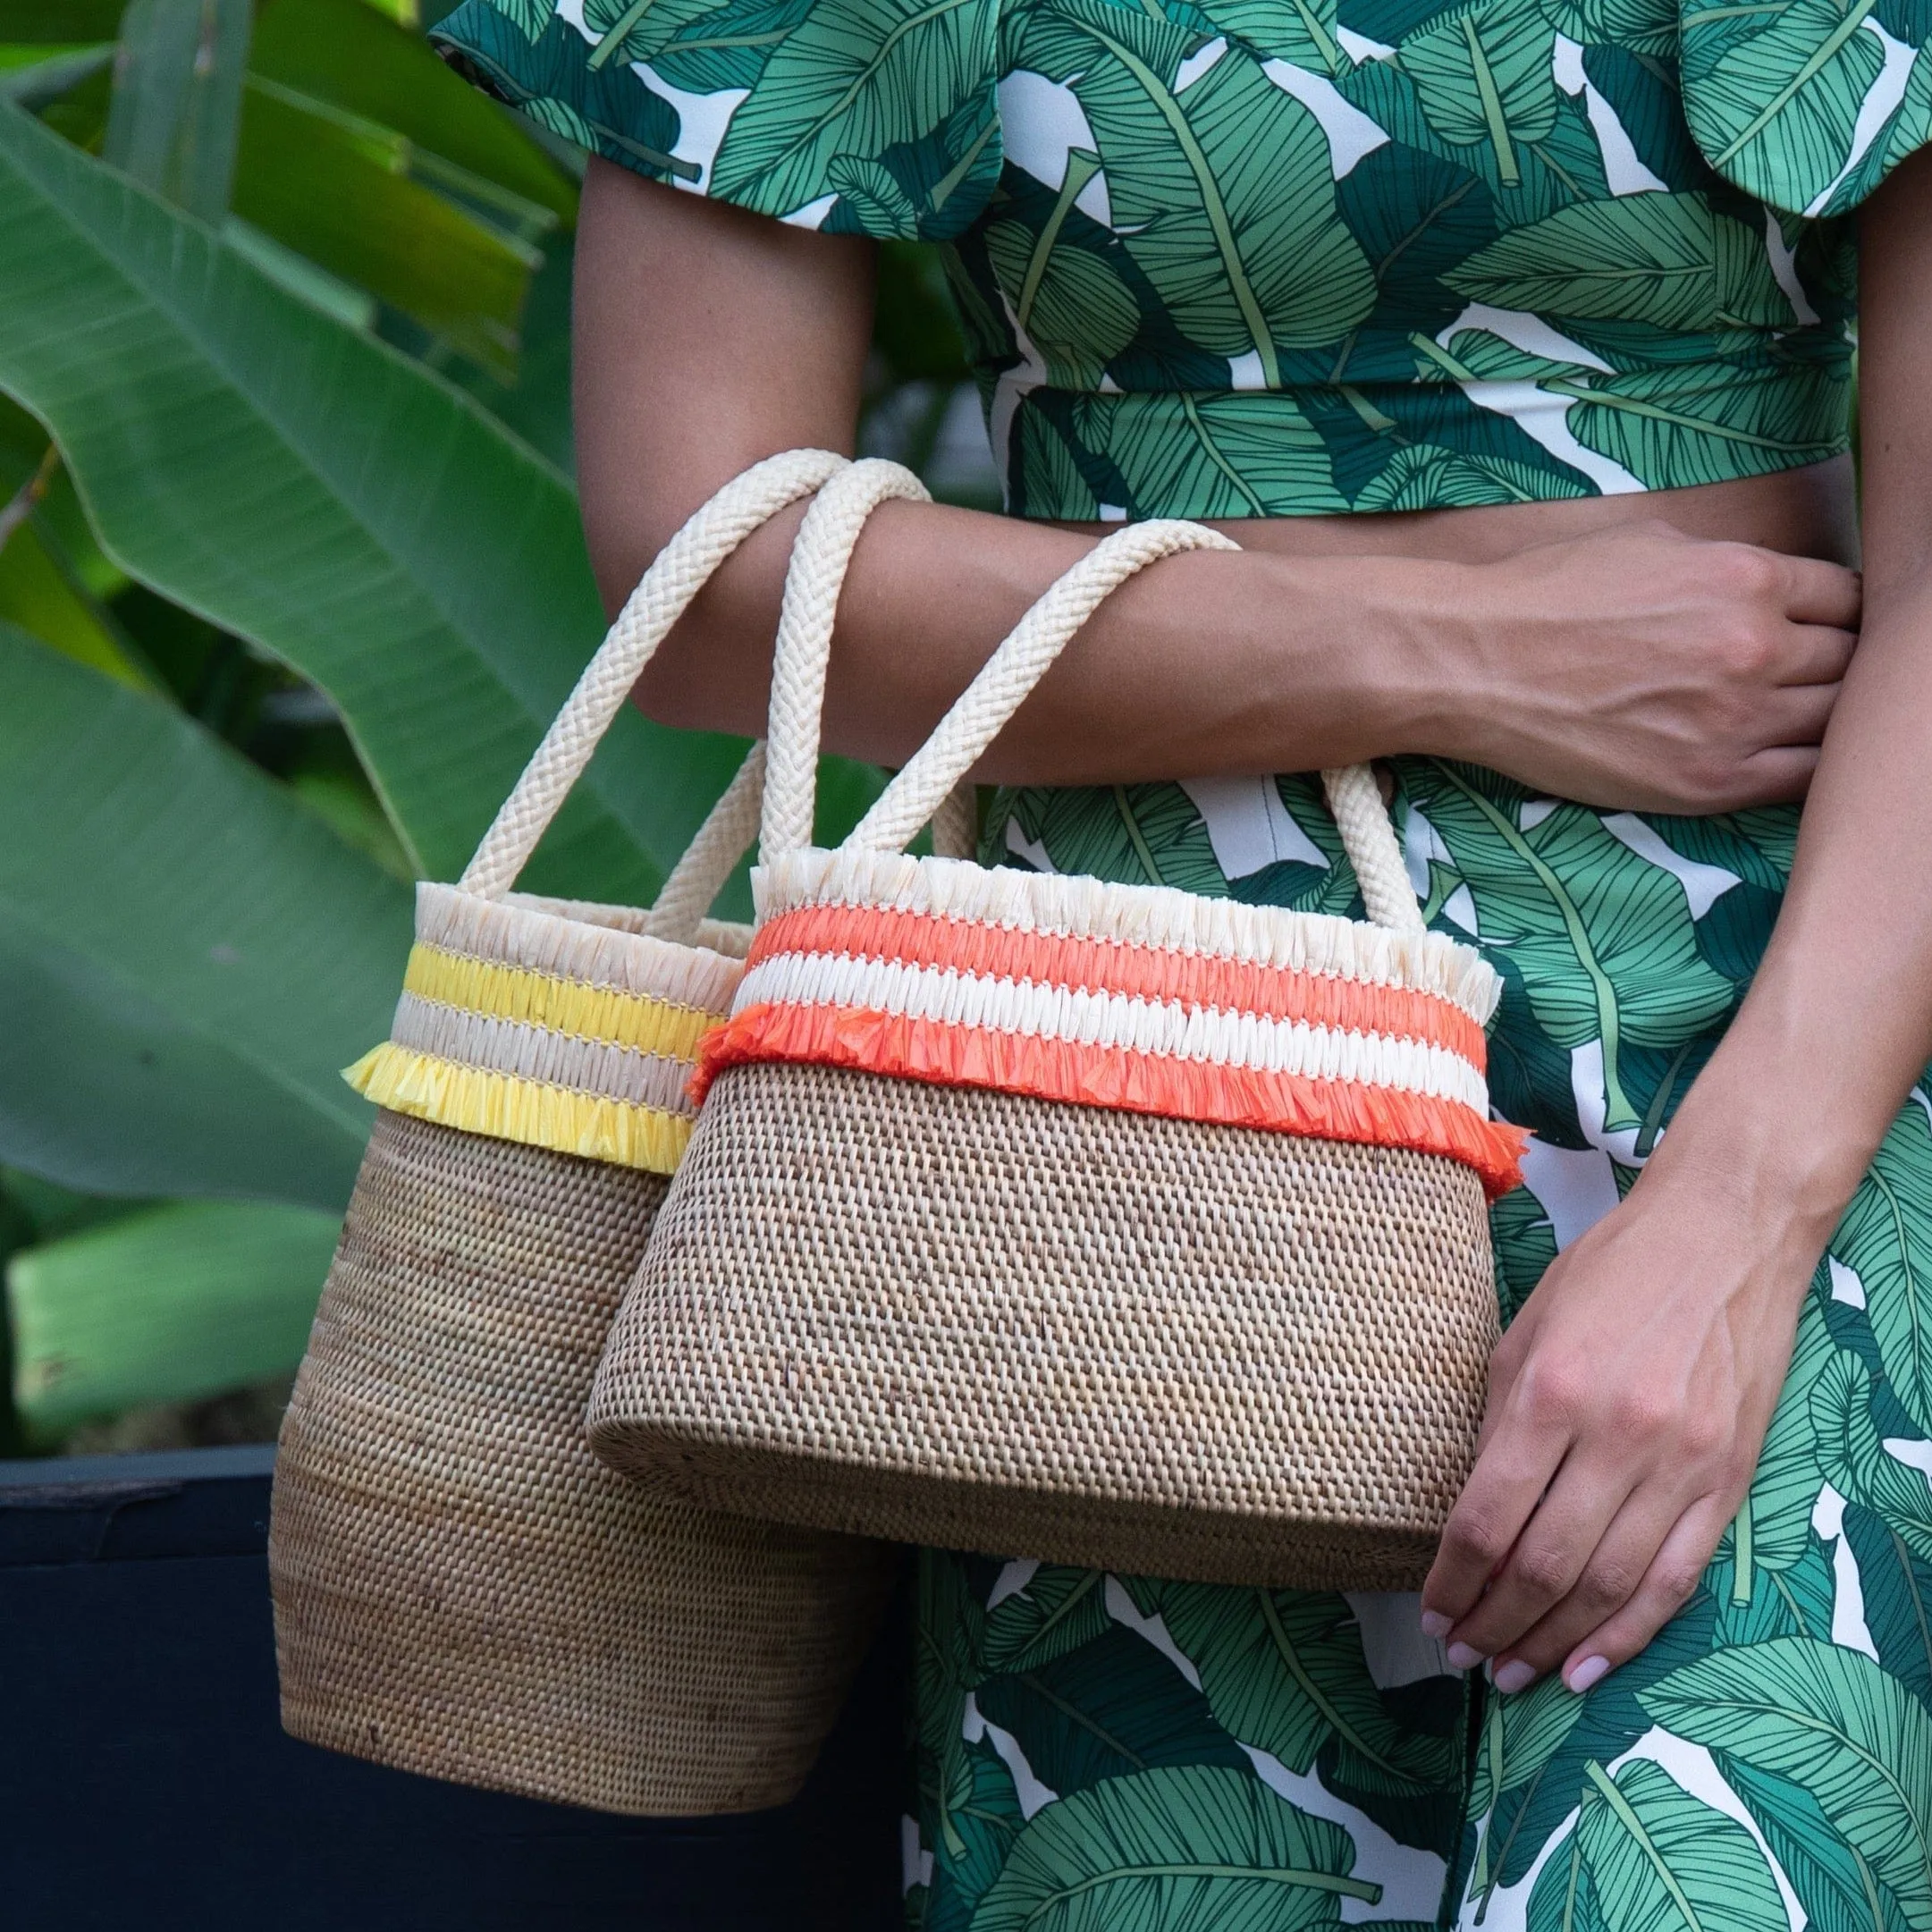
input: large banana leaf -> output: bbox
[0,97,747,899]
[1526,1759,1784,1932]
[1641,1637,1932,1928]
[0,621,411,1207]
[970,1764,1379,1932]
[233,75,545,375]
[249,0,578,224]
[9,1197,341,1433]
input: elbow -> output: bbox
[581,497,775,741]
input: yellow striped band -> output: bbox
[401,943,723,1063]
[346,1043,695,1176]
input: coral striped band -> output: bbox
[694,853,1525,1198]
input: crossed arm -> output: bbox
[575,150,1932,1686]
[1416,150,1932,1692]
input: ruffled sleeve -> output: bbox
[1681,0,1932,217]
[432,0,1003,240]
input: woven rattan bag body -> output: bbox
[269,451,903,1816]
[588,476,1528,1591]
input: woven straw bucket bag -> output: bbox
[588,464,1528,1591]
[269,450,911,1816]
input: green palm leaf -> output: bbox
[1640,1637,1932,1928]
[938,1734,1027,1924]
[1008,780,1231,893]
[0,98,740,898]
[1194,0,1347,72]
[1842,1502,1932,1712]
[975,1625,1249,1797]
[1087,392,1346,519]
[1811,1352,1932,1565]
[985,206,1139,389]
[1127,1581,1455,1793]
[1826,1102,1932,1434]
[1678,0,1886,217]
[918,1550,991,1861]
[1445,193,1793,330]
[1400,0,1557,188]
[1355,443,1583,509]
[1407,764,1735,1133]
[968,1763,1382,1932]
[1532,0,1676,59]
[0,621,409,1209]
[1468,1672,1590,1818]
[1732,1293,1842,1591]
[1717,1755,1898,1932]
[1528,1832,1608,1932]
[9,1198,341,1433]
[1566,1759,1785,1932]
[982,1567,1113,1676]
[1011,2,1374,379]
[706,0,999,227]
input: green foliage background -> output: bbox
[0,0,991,1453]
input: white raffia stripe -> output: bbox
[734,953,1489,1109]
[752,848,1502,1026]
[388,996,699,1115]
[417,882,747,1014]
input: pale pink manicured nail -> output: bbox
[1565,1655,1610,1694]
[1421,1610,1452,1640]
[1446,1641,1485,1672]
[1492,1659,1536,1694]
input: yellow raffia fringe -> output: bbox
[345,1043,694,1175]
[401,946,719,1061]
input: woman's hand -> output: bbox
[1417,1152,1820,1695]
[1433,521,1861,814]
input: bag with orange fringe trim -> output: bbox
[588,458,1526,1591]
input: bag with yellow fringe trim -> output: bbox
[269,451,936,1816]
[588,467,1526,1593]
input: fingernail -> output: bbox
[1492,1658,1536,1694]
[1420,1610,1452,1641]
[1565,1655,1610,1695]
[1446,1641,1485,1672]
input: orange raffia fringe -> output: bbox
[749,903,1490,1065]
[696,1003,1528,1199]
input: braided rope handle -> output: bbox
[637,740,766,943]
[458,447,848,903]
[762,459,932,861]
[853,521,1426,933]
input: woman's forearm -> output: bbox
[1643,149,1932,1239]
[631,494,1449,781]
[577,160,1854,810]
[1654,565,1932,1241]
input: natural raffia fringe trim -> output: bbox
[346,1044,694,1175]
[695,1004,1527,1198]
[402,947,720,1061]
[416,882,745,1013]
[755,849,1504,1025]
[748,903,1489,1066]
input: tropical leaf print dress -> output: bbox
[435,0,1932,1918]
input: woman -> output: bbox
[435,0,1932,1920]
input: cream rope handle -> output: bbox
[855,522,1427,934]
[762,458,932,861]
[459,447,848,902]
[636,739,766,943]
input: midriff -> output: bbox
[1059,456,1860,570]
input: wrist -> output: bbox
[1259,553,1475,763]
[1642,1041,1875,1254]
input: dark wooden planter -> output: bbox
[0,1445,906,1928]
